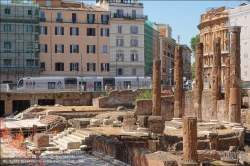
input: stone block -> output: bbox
[147,140,160,152]
[90,118,101,126]
[123,112,137,132]
[148,116,165,134]
[135,100,152,116]
[34,133,49,147]
[46,110,55,115]
[103,119,112,125]
[113,121,122,127]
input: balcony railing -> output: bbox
[56,18,63,23]
[40,18,46,22]
[38,18,109,24]
[111,13,148,20]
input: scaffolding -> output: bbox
[0,0,40,84]
[144,20,158,76]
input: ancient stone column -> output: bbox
[194,43,203,122]
[211,37,222,122]
[229,26,242,124]
[173,46,183,121]
[224,57,230,122]
[152,59,161,116]
[181,116,199,166]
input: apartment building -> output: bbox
[0,1,40,84]
[157,24,176,85]
[144,20,159,77]
[197,7,230,85]
[96,0,147,77]
[36,0,110,77]
[229,3,250,84]
[180,44,192,82]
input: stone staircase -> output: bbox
[51,128,95,150]
[13,107,35,119]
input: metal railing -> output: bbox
[111,13,147,19]
[39,18,110,24]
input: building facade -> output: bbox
[37,0,110,77]
[157,24,176,85]
[144,20,158,76]
[96,0,147,77]
[229,4,250,84]
[0,1,40,84]
[197,7,230,85]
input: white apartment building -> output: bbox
[96,0,147,77]
[229,3,250,83]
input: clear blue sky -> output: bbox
[81,0,247,62]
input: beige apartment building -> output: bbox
[157,24,176,85]
[36,0,110,77]
[198,6,229,85]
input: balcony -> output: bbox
[111,13,148,20]
[40,18,46,22]
[221,50,229,54]
[56,18,63,23]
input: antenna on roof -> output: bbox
[177,35,180,44]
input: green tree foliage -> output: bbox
[191,62,195,79]
[190,34,200,57]
[241,80,247,96]
[136,90,152,100]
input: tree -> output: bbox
[191,62,195,79]
[190,34,200,57]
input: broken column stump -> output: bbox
[148,116,165,136]
[122,112,137,132]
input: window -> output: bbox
[244,27,248,36]
[70,27,79,36]
[40,26,47,35]
[214,33,216,38]
[4,25,11,32]
[116,54,124,61]
[102,45,108,53]
[117,9,123,18]
[56,12,62,22]
[101,63,109,71]
[245,16,247,22]
[28,10,32,15]
[87,14,95,23]
[130,54,138,61]
[87,63,96,71]
[168,44,172,50]
[26,59,34,66]
[226,32,229,38]
[131,26,138,34]
[4,42,11,52]
[5,8,10,14]
[39,44,47,53]
[40,12,46,22]
[131,39,138,47]
[101,28,109,36]
[55,44,64,53]
[132,68,136,75]
[70,63,79,71]
[244,42,248,51]
[117,68,123,75]
[72,13,77,23]
[70,45,79,53]
[27,25,33,32]
[46,0,51,7]
[132,10,136,19]
[118,26,122,33]
[226,44,229,51]
[235,18,238,25]
[4,59,11,66]
[27,43,33,52]
[244,54,248,67]
[167,52,171,57]
[163,68,166,73]
[226,21,229,26]
[87,28,95,36]
[55,62,64,71]
[101,14,109,24]
[40,62,45,70]
[116,39,124,46]
[87,45,96,54]
[213,24,216,29]
[245,71,247,77]
[55,27,64,35]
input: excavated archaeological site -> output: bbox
[1,26,250,166]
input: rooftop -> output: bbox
[41,5,108,12]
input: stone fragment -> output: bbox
[103,119,112,125]
[228,146,237,152]
[90,119,101,126]
[33,133,49,147]
[137,116,148,128]
[46,110,55,115]
[122,112,137,132]
[148,116,165,134]
[113,121,122,127]
[117,106,126,111]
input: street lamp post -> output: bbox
[169,68,172,86]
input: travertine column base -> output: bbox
[180,161,200,166]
